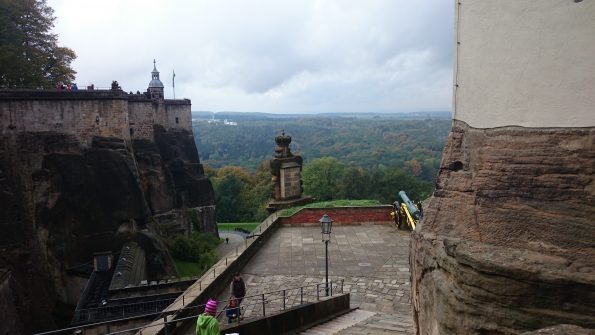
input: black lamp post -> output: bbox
[319,214,333,296]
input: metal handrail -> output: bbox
[74,293,184,315]
[71,298,177,325]
[34,280,345,335]
[112,280,344,335]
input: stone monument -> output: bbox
[267,131,312,212]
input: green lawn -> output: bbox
[217,222,259,232]
[281,199,382,216]
[174,258,202,278]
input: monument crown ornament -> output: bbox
[274,130,293,158]
[275,130,292,145]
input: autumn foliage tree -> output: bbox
[0,0,76,88]
[209,157,434,222]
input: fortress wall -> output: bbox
[164,100,192,132]
[454,0,595,128]
[0,89,214,332]
[410,1,595,334]
[151,101,167,129]
[0,97,130,146]
[128,100,155,140]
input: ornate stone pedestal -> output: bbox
[266,132,312,213]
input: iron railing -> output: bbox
[34,280,345,335]
[71,295,180,325]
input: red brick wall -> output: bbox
[279,206,394,226]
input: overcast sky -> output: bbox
[48,0,454,113]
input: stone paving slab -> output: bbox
[300,309,377,335]
[220,225,414,334]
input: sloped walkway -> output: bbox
[236,224,414,334]
[215,231,245,259]
[300,309,376,335]
[336,312,415,335]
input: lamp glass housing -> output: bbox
[319,214,333,235]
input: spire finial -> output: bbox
[149,59,163,89]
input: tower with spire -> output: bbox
[148,59,164,101]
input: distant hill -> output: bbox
[192,111,451,121]
[192,113,451,181]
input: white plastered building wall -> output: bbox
[453,0,595,128]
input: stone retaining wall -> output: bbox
[221,294,351,335]
[279,206,394,226]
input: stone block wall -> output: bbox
[164,100,192,132]
[0,93,130,147]
[152,103,168,131]
[0,91,195,146]
[128,100,155,140]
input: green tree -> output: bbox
[0,0,76,87]
[213,173,246,222]
[338,166,371,199]
[164,232,220,270]
[212,166,256,222]
[209,163,272,222]
[244,161,273,221]
[302,157,346,201]
[370,168,434,203]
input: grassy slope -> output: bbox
[217,222,259,232]
[281,199,381,216]
[174,259,202,278]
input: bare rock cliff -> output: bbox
[410,120,595,334]
[0,127,215,332]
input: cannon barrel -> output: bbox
[399,191,421,220]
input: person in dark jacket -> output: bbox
[230,272,246,304]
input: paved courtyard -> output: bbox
[220,224,414,334]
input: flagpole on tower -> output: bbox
[172,69,176,99]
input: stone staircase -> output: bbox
[300,309,375,335]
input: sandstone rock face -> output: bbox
[0,128,215,332]
[132,125,216,234]
[410,120,595,335]
[521,324,595,335]
[0,271,24,335]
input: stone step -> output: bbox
[300,309,376,335]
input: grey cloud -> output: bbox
[49,0,453,113]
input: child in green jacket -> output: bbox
[196,298,220,335]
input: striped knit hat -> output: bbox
[204,298,217,316]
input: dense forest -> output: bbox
[193,112,451,222]
[194,113,450,181]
